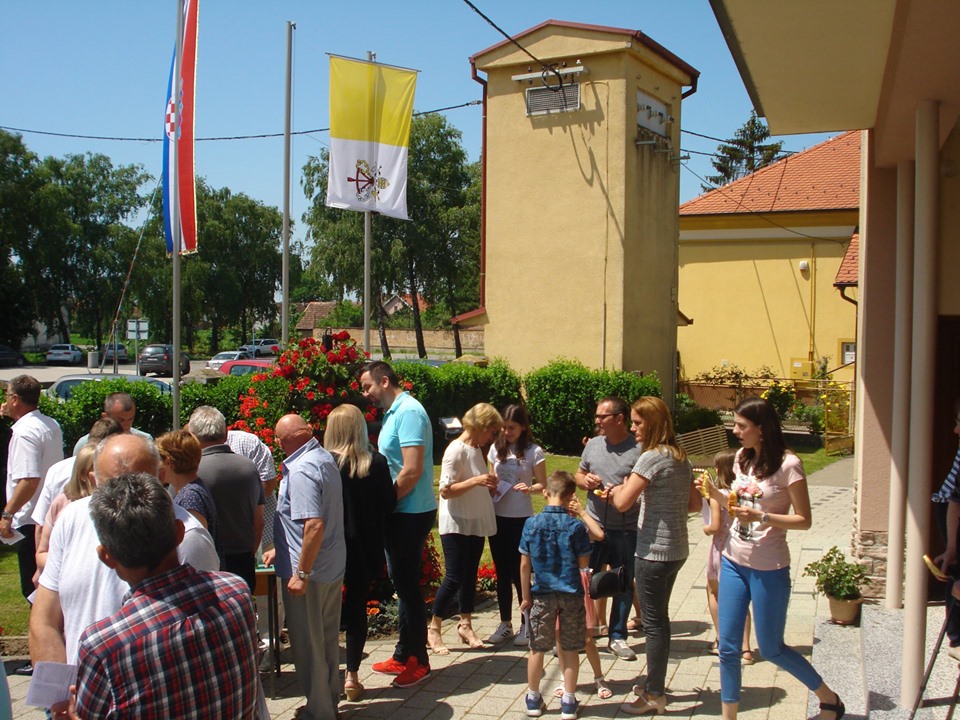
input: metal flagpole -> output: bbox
[363,50,375,354]
[281,21,295,347]
[171,0,184,429]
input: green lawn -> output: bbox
[0,449,839,640]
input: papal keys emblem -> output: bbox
[348,159,390,202]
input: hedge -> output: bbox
[43,357,663,458]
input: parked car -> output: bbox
[218,359,274,377]
[237,338,281,357]
[138,344,191,376]
[205,350,252,371]
[46,344,84,365]
[101,343,129,363]
[0,345,26,367]
[46,374,173,402]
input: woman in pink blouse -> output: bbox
[699,397,844,720]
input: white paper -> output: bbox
[0,528,24,546]
[492,479,515,503]
[25,661,77,708]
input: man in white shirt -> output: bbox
[72,392,152,455]
[29,433,218,667]
[0,375,63,603]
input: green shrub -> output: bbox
[179,375,251,427]
[761,380,796,420]
[523,360,661,454]
[392,360,522,459]
[674,405,723,434]
[44,379,174,451]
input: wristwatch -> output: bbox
[296,569,311,580]
[760,512,770,524]
[1,512,13,521]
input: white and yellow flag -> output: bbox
[326,56,417,220]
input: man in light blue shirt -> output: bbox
[265,414,344,720]
[359,361,436,689]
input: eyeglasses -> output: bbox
[595,413,617,420]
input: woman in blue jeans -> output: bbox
[609,397,693,715]
[699,397,844,720]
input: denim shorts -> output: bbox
[528,592,586,653]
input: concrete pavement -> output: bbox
[6,457,857,719]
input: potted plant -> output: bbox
[803,546,867,625]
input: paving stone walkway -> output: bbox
[6,458,856,720]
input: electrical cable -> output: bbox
[679,161,848,244]
[459,0,563,91]
[0,101,482,144]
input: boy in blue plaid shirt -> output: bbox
[520,471,592,719]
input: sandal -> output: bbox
[344,679,364,702]
[708,640,719,656]
[740,649,754,665]
[595,677,613,700]
[457,621,485,649]
[427,625,450,656]
[819,692,845,720]
[627,616,643,632]
[554,684,565,698]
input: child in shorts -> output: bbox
[520,471,593,719]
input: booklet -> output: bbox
[25,661,77,709]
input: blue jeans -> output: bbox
[635,556,685,695]
[590,529,637,640]
[385,509,436,666]
[718,556,823,703]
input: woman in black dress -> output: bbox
[323,403,396,701]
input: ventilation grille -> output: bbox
[525,82,580,116]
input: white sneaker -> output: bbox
[513,622,529,646]
[486,621,513,644]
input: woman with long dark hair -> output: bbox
[485,404,546,646]
[609,396,692,716]
[699,397,843,720]
[323,403,396,702]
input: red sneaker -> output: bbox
[392,657,431,688]
[371,657,406,675]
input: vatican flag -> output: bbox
[326,55,418,220]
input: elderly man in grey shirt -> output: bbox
[264,414,345,720]
[575,396,642,660]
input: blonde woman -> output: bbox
[323,404,396,702]
[427,403,502,655]
[35,444,97,574]
[608,396,693,716]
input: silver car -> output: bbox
[205,350,253,370]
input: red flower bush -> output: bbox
[229,332,376,459]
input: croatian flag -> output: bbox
[162,0,199,254]
[326,55,417,220]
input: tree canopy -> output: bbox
[703,111,784,191]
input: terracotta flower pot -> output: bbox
[828,595,863,625]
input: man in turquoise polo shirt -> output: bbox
[359,361,436,689]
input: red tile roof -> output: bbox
[295,301,338,332]
[680,131,860,216]
[834,231,859,287]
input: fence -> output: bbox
[678,377,856,454]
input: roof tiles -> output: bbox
[680,131,860,216]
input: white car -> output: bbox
[238,338,281,358]
[206,350,253,370]
[46,344,84,365]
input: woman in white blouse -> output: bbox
[427,403,503,655]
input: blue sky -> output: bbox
[1,1,833,249]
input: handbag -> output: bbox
[589,565,628,599]
[587,490,630,599]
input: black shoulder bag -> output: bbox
[588,491,630,599]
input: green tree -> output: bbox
[0,130,42,347]
[300,114,479,358]
[703,111,784,190]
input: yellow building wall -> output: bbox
[677,229,857,383]
[476,26,690,396]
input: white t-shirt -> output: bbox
[31,457,75,526]
[6,410,63,529]
[487,443,545,518]
[439,439,496,537]
[40,497,220,663]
